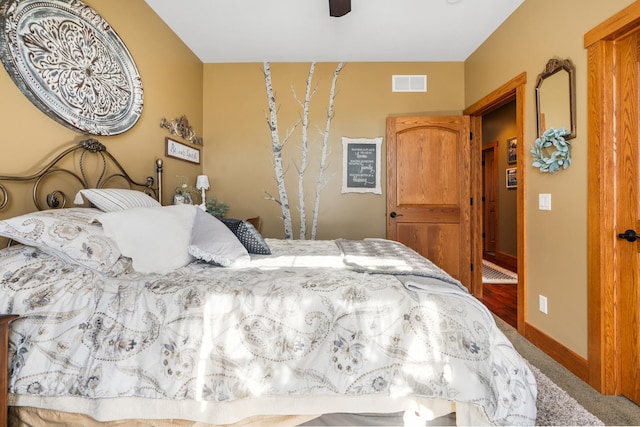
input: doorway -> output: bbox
[464,73,526,332]
[480,102,518,272]
[479,102,519,329]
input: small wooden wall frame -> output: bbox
[165,137,200,164]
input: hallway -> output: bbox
[480,257,517,328]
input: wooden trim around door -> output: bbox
[584,1,640,395]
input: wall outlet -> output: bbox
[539,295,548,314]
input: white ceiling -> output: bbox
[144,0,525,63]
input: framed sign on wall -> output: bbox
[166,138,200,164]
[341,137,382,194]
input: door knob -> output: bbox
[389,211,403,218]
[618,229,639,242]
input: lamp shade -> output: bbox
[196,175,210,190]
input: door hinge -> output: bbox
[470,197,473,206]
[470,263,474,272]
[482,232,486,238]
[470,132,473,140]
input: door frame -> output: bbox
[464,73,527,332]
[585,1,640,395]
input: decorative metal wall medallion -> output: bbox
[0,0,144,135]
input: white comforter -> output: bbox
[0,238,536,425]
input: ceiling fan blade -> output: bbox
[329,0,351,17]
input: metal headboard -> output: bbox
[0,138,163,211]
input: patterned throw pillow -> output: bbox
[219,218,271,255]
[75,188,160,212]
[0,208,124,274]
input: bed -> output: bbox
[0,140,537,426]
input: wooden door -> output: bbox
[386,116,471,287]
[482,142,498,255]
[615,30,640,404]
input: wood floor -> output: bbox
[481,283,517,328]
[480,257,517,329]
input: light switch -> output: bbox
[539,193,551,210]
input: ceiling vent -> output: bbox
[392,75,427,92]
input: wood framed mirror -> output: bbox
[535,58,576,139]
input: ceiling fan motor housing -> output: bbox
[329,0,351,17]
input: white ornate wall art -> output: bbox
[341,137,383,194]
[0,0,143,135]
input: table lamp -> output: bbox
[196,175,210,210]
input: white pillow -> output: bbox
[94,204,196,274]
[189,208,250,267]
[75,188,160,212]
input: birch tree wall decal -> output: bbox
[263,62,297,239]
[312,62,344,239]
[263,61,344,239]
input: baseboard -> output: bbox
[524,322,589,382]
[482,251,517,272]
[494,252,517,272]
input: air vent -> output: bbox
[392,75,427,92]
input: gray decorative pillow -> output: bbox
[189,210,250,266]
[0,208,124,274]
[219,218,271,255]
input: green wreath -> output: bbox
[530,127,571,173]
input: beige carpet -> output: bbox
[494,315,640,426]
[531,364,602,425]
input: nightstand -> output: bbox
[246,216,262,232]
[0,315,17,427]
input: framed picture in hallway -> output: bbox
[506,167,517,189]
[507,137,517,164]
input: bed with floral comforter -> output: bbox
[0,204,536,426]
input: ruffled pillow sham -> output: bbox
[189,209,250,266]
[0,208,125,274]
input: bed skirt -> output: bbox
[9,407,316,427]
[9,400,490,426]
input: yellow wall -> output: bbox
[466,0,635,358]
[202,62,464,239]
[0,0,203,216]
